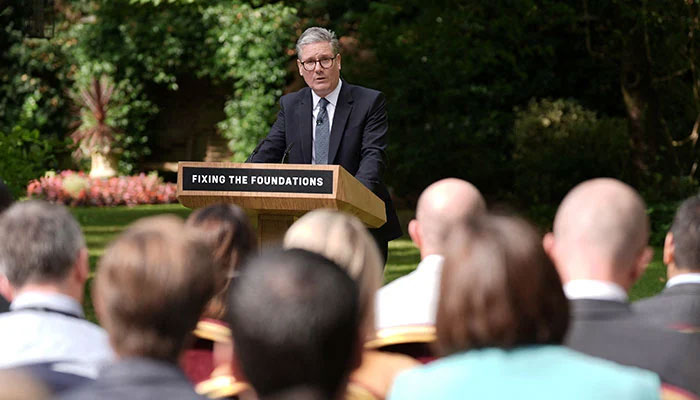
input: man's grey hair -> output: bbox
[296,27,340,59]
[0,200,85,288]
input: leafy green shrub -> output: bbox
[0,126,63,198]
[512,98,630,205]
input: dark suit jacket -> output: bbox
[250,81,402,241]
[634,283,700,329]
[565,299,700,394]
[60,357,206,400]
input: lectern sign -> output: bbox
[182,166,333,194]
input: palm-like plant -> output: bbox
[71,76,119,178]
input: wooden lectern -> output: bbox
[177,162,386,247]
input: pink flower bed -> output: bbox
[27,170,178,207]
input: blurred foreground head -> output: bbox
[94,215,217,362]
[0,200,87,300]
[228,249,360,400]
[284,209,382,337]
[544,178,652,290]
[411,178,486,257]
[437,214,568,355]
[186,203,256,319]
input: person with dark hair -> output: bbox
[0,178,14,313]
[0,201,112,378]
[545,178,700,394]
[634,195,700,329]
[227,249,362,400]
[61,216,217,400]
[185,203,256,320]
[181,203,256,390]
[249,26,402,263]
[389,215,660,399]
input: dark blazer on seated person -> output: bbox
[565,299,700,395]
[633,283,700,330]
[250,81,402,242]
[60,358,206,400]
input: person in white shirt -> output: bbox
[0,201,113,381]
[634,195,700,329]
[375,178,485,330]
[543,178,700,394]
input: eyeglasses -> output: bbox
[299,55,338,71]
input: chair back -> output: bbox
[365,325,437,363]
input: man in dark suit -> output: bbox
[634,195,700,330]
[249,27,402,261]
[543,178,700,394]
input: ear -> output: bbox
[336,53,341,70]
[630,246,653,284]
[663,232,675,266]
[542,232,555,258]
[542,232,566,281]
[408,219,421,249]
[0,274,14,302]
[74,248,89,285]
[297,59,304,76]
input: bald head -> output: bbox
[411,178,485,257]
[548,178,651,286]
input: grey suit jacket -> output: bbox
[565,299,700,394]
[634,283,700,329]
[60,357,206,400]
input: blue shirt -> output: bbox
[388,346,660,400]
[0,292,113,378]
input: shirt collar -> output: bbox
[10,291,85,318]
[666,273,700,288]
[563,280,628,302]
[312,79,342,110]
[416,254,444,272]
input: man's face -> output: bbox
[297,41,341,98]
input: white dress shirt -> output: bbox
[666,272,700,288]
[563,280,628,303]
[375,254,444,330]
[311,80,342,164]
[0,291,113,377]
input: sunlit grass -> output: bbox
[73,204,665,322]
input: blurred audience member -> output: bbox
[182,204,256,389]
[185,203,256,320]
[285,210,419,398]
[389,214,660,399]
[0,201,112,380]
[376,178,485,330]
[228,249,361,400]
[0,178,14,313]
[634,195,700,330]
[61,215,217,400]
[544,178,700,393]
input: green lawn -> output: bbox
[71,204,667,321]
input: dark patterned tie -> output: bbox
[315,98,330,164]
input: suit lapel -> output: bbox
[297,89,313,163]
[328,83,353,164]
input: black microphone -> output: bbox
[281,141,295,164]
[246,137,267,163]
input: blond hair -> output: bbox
[284,210,382,337]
